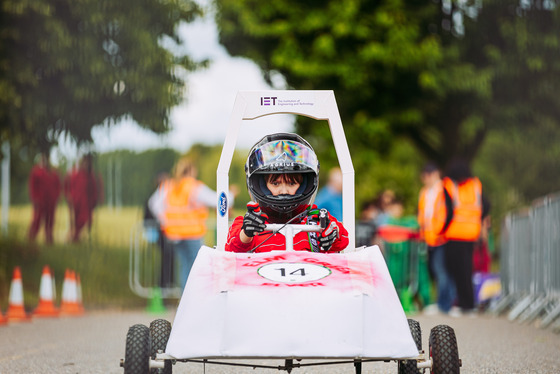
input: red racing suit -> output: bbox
[225,206,349,253]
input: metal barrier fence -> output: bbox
[129,219,219,300]
[491,192,560,330]
[128,218,220,299]
[129,220,182,299]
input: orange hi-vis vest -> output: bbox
[418,181,447,247]
[443,177,482,241]
[161,177,209,240]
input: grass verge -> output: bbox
[1,205,154,312]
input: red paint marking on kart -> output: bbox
[231,251,383,294]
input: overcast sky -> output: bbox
[55,2,294,162]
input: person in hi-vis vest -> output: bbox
[149,157,235,288]
[418,162,456,315]
[441,159,490,315]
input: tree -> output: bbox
[98,148,179,207]
[0,0,204,152]
[215,0,483,167]
[214,0,560,171]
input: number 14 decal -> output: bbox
[275,267,306,277]
[257,262,331,283]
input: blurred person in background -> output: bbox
[149,157,236,288]
[385,197,405,222]
[442,159,491,316]
[314,166,343,221]
[67,153,104,242]
[374,189,396,227]
[355,199,380,248]
[418,162,455,315]
[28,152,61,244]
[143,171,173,288]
[473,215,492,274]
[63,162,78,242]
[377,194,432,312]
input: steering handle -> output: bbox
[264,224,322,233]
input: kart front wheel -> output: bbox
[429,324,460,374]
[124,324,150,374]
[150,319,172,374]
[398,319,423,374]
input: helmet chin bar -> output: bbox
[261,195,304,212]
[268,193,303,204]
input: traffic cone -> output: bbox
[60,270,83,316]
[76,273,85,314]
[6,267,31,322]
[0,310,7,325]
[33,265,59,318]
[146,287,166,314]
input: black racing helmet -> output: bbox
[245,133,320,223]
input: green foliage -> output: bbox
[8,144,252,210]
[0,237,145,310]
[97,148,180,206]
[214,0,560,162]
[0,0,204,151]
[456,0,560,143]
[95,145,250,209]
[215,0,490,166]
[0,205,146,309]
[214,0,560,239]
[474,123,560,211]
[185,143,251,210]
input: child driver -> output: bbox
[225,133,349,253]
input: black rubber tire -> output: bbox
[398,319,423,374]
[429,324,461,374]
[354,360,362,374]
[124,324,150,374]
[149,319,172,374]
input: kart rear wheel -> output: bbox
[398,319,423,374]
[124,324,150,374]
[150,319,172,374]
[429,324,460,374]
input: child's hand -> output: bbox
[317,212,339,251]
[242,201,268,237]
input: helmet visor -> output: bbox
[249,140,319,174]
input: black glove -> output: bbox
[311,209,340,251]
[319,221,340,251]
[242,201,268,237]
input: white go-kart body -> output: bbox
[123,91,459,374]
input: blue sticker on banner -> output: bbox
[218,192,228,217]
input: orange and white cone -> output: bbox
[76,273,85,314]
[6,267,31,322]
[60,270,84,316]
[0,310,7,325]
[33,265,59,318]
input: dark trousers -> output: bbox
[160,236,175,288]
[445,240,475,310]
[29,203,56,244]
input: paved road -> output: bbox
[0,309,559,373]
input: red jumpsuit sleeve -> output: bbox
[225,216,254,253]
[327,213,349,253]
